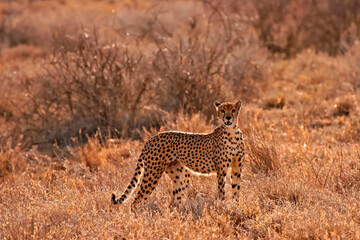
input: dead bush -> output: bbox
[19,29,159,147]
[0,140,25,182]
[151,2,269,117]
[333,96,355,117]
[249,0,360,57]
[2,2,271,148]
[0,2,49,48]
[151,10,230,117]
[0,100,13,122]
[73,135,106,172]
[152,34,227,117]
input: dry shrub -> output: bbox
[0,0,101,50]
[295,144,360,194]
[3,2,271,147]
[246,129,281,175]
[19,29,160,146]
[0,140,24,182]
[337,117,360,142]
[0,1,52,48]
[345,42,360,90]
[0,100,13,122]
[119,0,270,116]
[328,146,360,193]
[150,2,267,117]
[152,34,227,116]
[69,132,136,172]
[0,140,56,182]
[250,0,360,57]
[333,95,356,117]
[71,135,107,172]
[247,176,306,208]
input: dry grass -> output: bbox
[1,0,360,239]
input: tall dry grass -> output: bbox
[0,0,360,239]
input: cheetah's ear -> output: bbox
[214,101,221,110]
[235,100,242,110]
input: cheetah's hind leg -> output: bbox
[131,164,167,209]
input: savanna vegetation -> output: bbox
[0,0,360,239]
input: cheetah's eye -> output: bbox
[231,109,236,113]
[220,109,225,113]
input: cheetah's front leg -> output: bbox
[230,154,244,201]
[216,170,226,200]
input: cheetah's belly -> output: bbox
[181,156,216,174]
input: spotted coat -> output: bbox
[112,101,245,208]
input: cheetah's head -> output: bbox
[214,100,242,127]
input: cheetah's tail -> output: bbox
[112,155,144,205]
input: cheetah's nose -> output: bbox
[225,116,231,120]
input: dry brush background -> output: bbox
[0,0,360,239]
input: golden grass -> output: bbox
[1,106,360,238]
[1,0,360,239]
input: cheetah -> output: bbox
[111,100,245,208]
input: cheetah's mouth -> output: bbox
[224,121,232,126]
